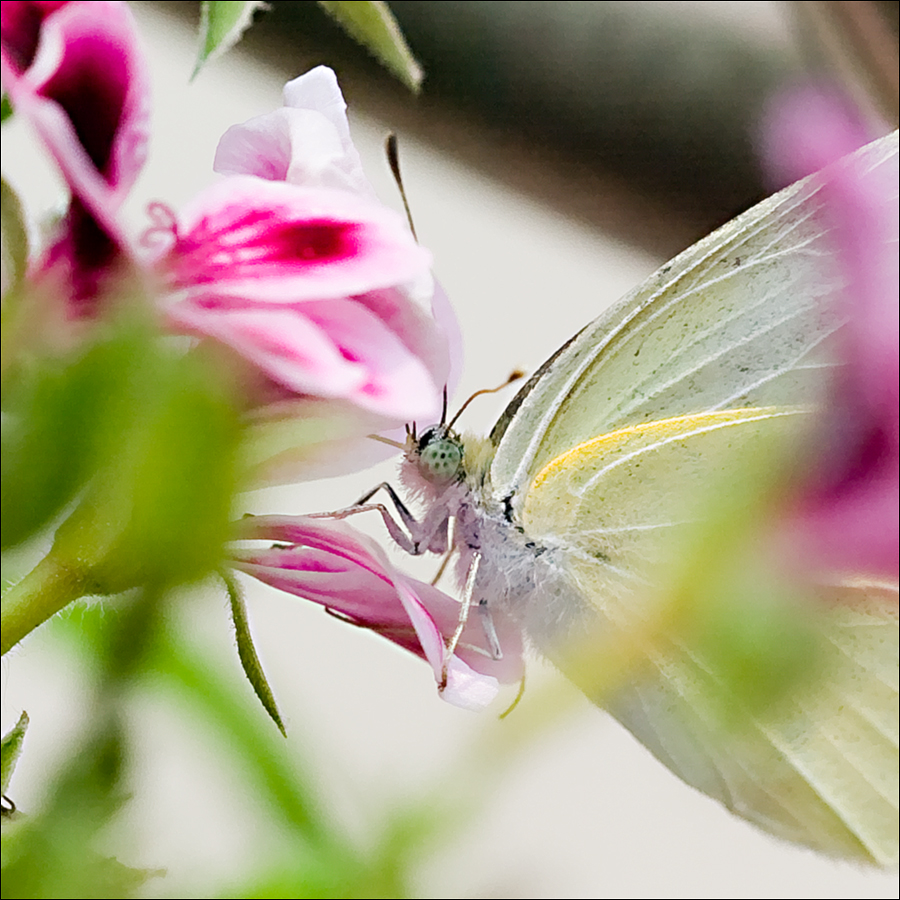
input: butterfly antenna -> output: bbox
[446,370,525,431]
[386,133,417,241]
[440,385,449,426]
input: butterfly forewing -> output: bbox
[490,131,899,506]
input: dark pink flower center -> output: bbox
[0,1,67,73]
[169,212,361,287]
[40,30,128,181]
[806,383,897,505]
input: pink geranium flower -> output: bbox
[231,515,524,710]
[153,175,438,424]
[192,65,461,480]
[2,3,455,482]
[761,86,899,580]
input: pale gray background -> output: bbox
[3,3,898,897]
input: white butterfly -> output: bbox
[355,130,899,865]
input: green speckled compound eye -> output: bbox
[418,430,463,484]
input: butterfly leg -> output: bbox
[355,482,455,554]
[445,554,503,666]
[354,482,419,536]
[315,482,451,555]
[476,598,503,660]
[320,501,418,554]
[444,555,478,669]
[430,548,455,586]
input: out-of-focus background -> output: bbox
[3,2,898,897]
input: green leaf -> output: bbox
[1,177,29,296]
[194,0,267,78]
[224,573,286,737]
[1,94,12,124]
[317,1,423,92]
[1,711,29,796]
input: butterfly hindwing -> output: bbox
[518,409,899,864]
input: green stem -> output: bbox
[1,552,90,655]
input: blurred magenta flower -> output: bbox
[0,0,148,314]
[3,2,455,482]
[231,515,524,710]
[761,86,898,580]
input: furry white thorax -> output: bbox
[398,426,591,652]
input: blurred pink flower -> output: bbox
[3,3,456,482]
[761,86,898,580]
[1,0,148,313]
[231,515,524,710]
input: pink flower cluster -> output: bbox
[2,0,497,707]
[1,0,455,483]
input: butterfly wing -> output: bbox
[519,411,899,864]
[493,131,899,864]
[489,131,898,506]
[600,578,898,864]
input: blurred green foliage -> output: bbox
[1,591,438,899]
[1,175,29,292]
[194,1,268,77]
[2,311,241,582]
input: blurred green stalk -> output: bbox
[1,551,90,656]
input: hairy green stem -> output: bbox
[2,553,90,655]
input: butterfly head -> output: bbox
[406,424,465,486]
